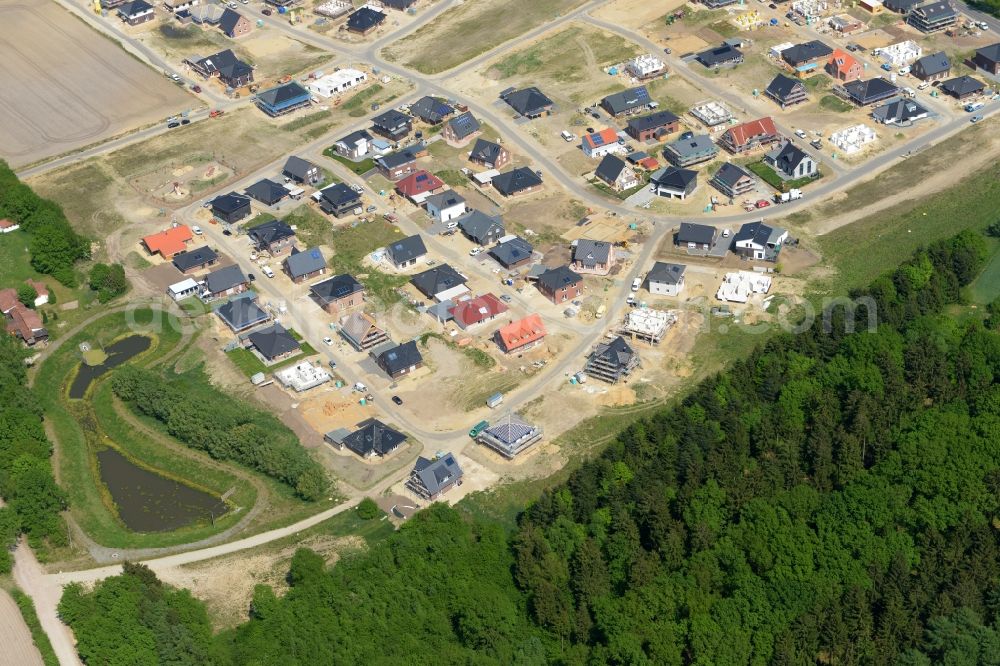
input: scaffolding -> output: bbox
[584,336,640,383]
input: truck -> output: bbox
[775,188,803,203]
[469,420,490,438]
[965,101,985,112]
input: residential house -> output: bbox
[317,183,361,217]
[442,111,481,145]
[310,274,364,314]
[395,170,445,203]
[386,234,428,269]
[974,43,1000,75]
[248,220,295,255]
[117,0,154,25]
[410,96,453,124]
[204,264,249,298]
[245,179,287,206]
[24,280,48,308]
[0,219,19,233]
[410,264,468,301]
[490,236,534,269]
[650,166,698,200]
[5,304,46,346]
[911,51,951,81]
[841,78,900,105]
[499,86,553,118]
[711,163,756,198]
[334,130,373,159]
[167,278,200,302]
[584,336,639,384]
[675,222,717,250]
[872,97,931,125]
[210,192,252,224]
[468,138,510,169]
[376,146,420,180]
[425,191,467,223]
[696,44,744,68]
[764,140,819,179]
[346,6,386,34]
[536,266,582,304]
[907,0,957,32]
[494,314,546,354]
[572,239,615,276]
[581,128,625,159]
[663,134,719,167]
[339,312,390,351]
[342,420,406,458]
[476,413,544,459]
[718,117,780,154]
[307,69,367,97]
[827,49,864,82]
[940,75,986,100]
[283,156,321,184]
[171,245,219,274]
[214,293,271,332]
[371,109,412,140]
[142,225,193,259]
[492,168,543,197]
[256,81,311,117]
[381,0,416,10]
[164,0,198,14]
[625,111,681,142]
[247,323,300,363]
[373,340,423,378]
[884,0,921,11]
[733,220,788,260]
[765,74,808,108]
[187,3,225,24]
[599,86,652,117]
[283,247,327,283]
[188,49,253,88]
[646,262,686,297]
[457,210,504,246]
[219,8,252,37]
[406,454,463,500]
[781,40,834,75]
[595,155,640,192]
[449,293,508,330]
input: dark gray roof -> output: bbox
[425,191,466,210]
[768,141,810,174]
[913,51,950,76]
[343,420,405,457]
[843,78,899,104]
[697,44,743,67]
[676,222,716,245]
[214,293,269,330]
[595,154,628,183]
[336,129,372,149]
[781,40,833,66]
[469,138,504,164]
[665,134,717,160]
[492,168,542,196]
[765,73,804,100]
[501,87,553,116]
[283,155,318,180]
[211,191,251,215]
[734,220,779,246]
[872,97,931,123]
[284,246,326,279]
[884,0,920,10]
[119,0,152,15]
[647,261,686,286]
[410,264,466,298]
[941,75,985,96]
[319,183,361,206]
[592,336,636,367]
[193,49,252,82]
[410,96,453,123]
[712,162,753,189]
[310,274,363,303]
[172,245,218,272]
[347,6,386,31]
[411,454,463,496]
[573,239,612,265]
[256,82,310,108]
[489,237,534,267]
[376,340,422,375]
[537,265,582,292]
[372,109,410,130]
[651,166,697,190]
[386,234,427,264]
[245,179,287,205]
[601,86,650,115]
[910,0,957,19]
[205,264,247,293]
[376,146,419,170]
[219,8,244,35]
[627,110,680,133]
[247,322,299,360]
[976,42,1000,63]
[457,210,504,244]
[445,111,480,140]
[248,219,295,247]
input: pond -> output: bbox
[69,335,152,399]
[97,448,228,533]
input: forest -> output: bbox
[62,230,1000,664]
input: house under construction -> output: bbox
[584,335,640,383]
[620,308,677,344]
[339,312,390,351]
[476,412,543,459]
[690,100,733,127]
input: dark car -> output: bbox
[247,273,256,281]
[181,119,190,125]
[222,229,232,236]
[261,7,271,14]
[680,130,694,140]
[391,395,403,405]
[328,360,338,369]
[590,112,600,119]
[167,122,180,128]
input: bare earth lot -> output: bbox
[0,0,193,167]
[0,590,43,666]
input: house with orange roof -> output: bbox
[581,128,625,159]
[141,225,193,259]
[826,49,864,82]
[494,314,547,354]
[0,288,18,315]
[394,170,445,204]
[4,301,46,346]
[0,219,19,234]
[718,117,781,154]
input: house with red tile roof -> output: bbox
[5,304,46,346]
[826,49,863,82]
[494,314,547,354]
[141,225,193,259]
[0,288,18,315]
[0,219,19,233]
[394,170,445,204]
[718,117,780,154]
[450,293,508,330]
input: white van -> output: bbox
[631,277,642,292]
[560,130,575,142]
[261,265,275,279]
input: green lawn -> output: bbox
[226,334,319,378]
[968,238,1000,304]
[342,84,383,115]
[747,162,822,192]
[282,204,332,248]
[434,170,468,188]
[819,94,853,112]
[324,150,376,176]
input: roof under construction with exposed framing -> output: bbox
[584,336,640,383]
[476,413,543,459]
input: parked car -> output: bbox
[247,273,256,281]
[810,139,822,149]
[755,199,771,208]
[391,395,403,405]
[192,225,203,235]
[209,109,224,118]
[351,184,364,193]
[365,205,377,213]
[971,115,984,123]
[167,121,180,128]
[469,247,483,256]
[722,228,731,238]
[680,131,693,140]
[328,360,337,369]
[181,119,190,125]
[794,129,807,139]
[499,294,513,303]
[323,337,333,345]
[191,84,201,93]
[261,7,272,14]
[222,229,232,236]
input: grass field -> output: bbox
[819,94,853,112]
[282,204,333,247]
[324,151,376,175]
[225,333,319,378]
[491,25,640,81]
[969,237,1000,304]
[328,219,409,305]
[382,0,589,74]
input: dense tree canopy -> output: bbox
[88,263,130,303]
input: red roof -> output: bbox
[0,288,18,314]
[724,117,778,148]
[25,279,48,299]
[450,293,508,328]
[395,170,445,198]
[0,219,18,230]
[638,156,659,170]
[828,49,860,76]
[142,225,193,257]
[582,128,619,150]
[6,304,44,341]
[496,314,546,351]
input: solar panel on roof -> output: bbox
[310,249,321,259]
[416,174,427,182]
[592,133,605,146]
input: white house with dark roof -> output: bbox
[595,155,639,192]
[733,221,788,261]
[646,261,686,296]
[764,141,818,179]
[650,166,698,199]
[385,234,428,269]
[475,413,543,459]
[425,191,467,223]
[283,156,320,184]
[334,130,373,159]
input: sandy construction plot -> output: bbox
[0,1,192,167]
[0,591,43,666]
